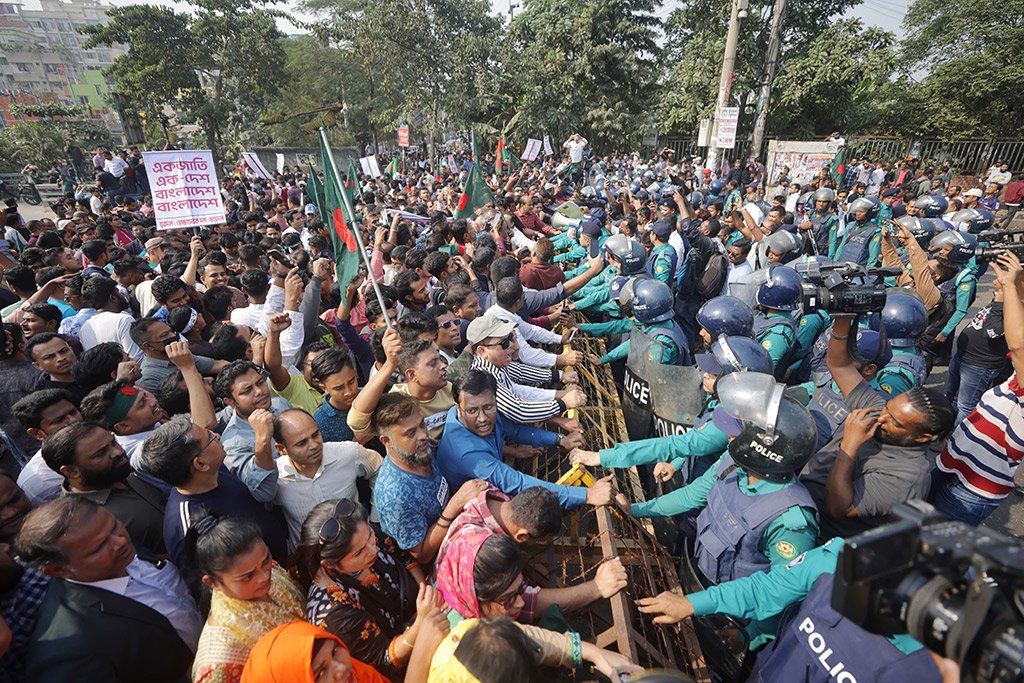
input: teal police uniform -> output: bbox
[601,319,685,365]
[648,243,677,285]
[754,311,800,378]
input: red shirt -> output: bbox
[1004,179,1024,205]
[519,261,564,291]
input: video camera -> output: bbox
[976,226,1024,263]
[832,501,1024,682]
[799,261,900,315]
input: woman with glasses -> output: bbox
[432,530,641,681]
[187,515,307,683]
[290,499,441,681]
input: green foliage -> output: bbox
[8,103,83,119]
[899,0,1024,137]
[0,120,113,167]
[498,0,661,151]
[80,0,286,161]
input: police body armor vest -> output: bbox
[647,322,690,367]
[809,211,832,255]
[646,245,678,285]
[808,378,848,451]
[753,313,799,379]
[694,455,817,585]
[837,223,877,266]
[751,573,938,683]
[877,351,927,393]
[677,408,718,484]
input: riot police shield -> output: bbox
[623,328,705,440]
[728,266,770,308]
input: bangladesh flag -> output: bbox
[385,158,399,179]
[454,162,494,220]
[495,137,504,174]
[830,146,846,186]
[346,158,361,201]
[319,138,361,289]
[306,163,326,217]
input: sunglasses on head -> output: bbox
[318,499,359,545]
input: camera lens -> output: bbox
[904,573,967,658]
[973,621,1024,682]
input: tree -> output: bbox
[656,0,862,142]
[499,0,661,151]
[302,0,502,156]
[80,0,286,163]
[0,120,112,168]
[899,0,1024,138]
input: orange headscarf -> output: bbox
[240,620,389,683]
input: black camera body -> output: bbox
[976,227,1024,263]
[832,502,1024,682]
[799,261,899,314]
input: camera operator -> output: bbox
[879,220,943,312]
[933,250,1024,525]
[799,314,956,538]
[636,537,957,681]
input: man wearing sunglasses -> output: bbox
[468,316,586,425]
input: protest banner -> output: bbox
[276,153,285,173]
[241,152,273,180]
[359,155,382,178]
[397,126,410,147]
[143,150,226,231]
[521,138,542,161]
[543,135,553,157]
[447,155,459,174]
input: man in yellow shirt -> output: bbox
[348,330,455,442]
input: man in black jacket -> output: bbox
[16,497,197,682]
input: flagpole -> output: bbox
[318,127,393,331]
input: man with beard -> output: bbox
[370,393,487,565]
[40,421,167,556]
[799,314,956,537]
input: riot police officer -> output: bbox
[630,371,820,586]
[950,207,995,234]
[914,194,948,218]
[922,232,979,364]
[753,264,803,379]
[874,289,929,396]
[799,187,840,257]
[572,335,774,484]
[836,196,883,268]
[583,278,687,365]
[696,295,755,347]
[636,537,944,679]
[572,233,644,314]
[646,219,678,285]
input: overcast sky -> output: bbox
[19,0,909,37]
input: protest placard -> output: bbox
[543,135,553,157]
[241,152,273,180]
[143,150,226,231]
[521,138,542,161]
[397,126,410,147]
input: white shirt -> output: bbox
[275,442,383,548]
[485,303,559,368]
[104,156,129,178]
[230,283,304,366]
[73,556,203,651]
[119,428,157,468]
[785,193,799,214]
[90,195,104,214]
[723,260,753,296]
[562,137,588,164]
[134,279,157,317]
[80,310,144,362]
[867,168,885,196]
[668,230,686,265]
[17,449,63,505]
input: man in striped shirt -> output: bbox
[467,315,586,425]
[934,251,1024,525]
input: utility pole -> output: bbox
[706,0,747,175]
[508,1,518,21]
[750,0,788,161]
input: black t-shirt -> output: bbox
[959,300,1008,369]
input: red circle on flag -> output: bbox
[332,208,358,252]
[457,193,469,212]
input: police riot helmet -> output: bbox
[951,208,994,233]
[689,190,706,209]
[709,179,726,196]
[812,187,836,204]
[717,371,819,482]
[696,296,755,338]
[797,191,814,209]
[643,170,655,182]
[755,264,802,311]
[930,230,977,264]
[631,279,675,324]
[914,195,948,218]
[617,274,648,307]
[602,234,629,260]
[849,196,881,220]
[609,275,629,301]
[630,181,642,194]
[898,217,937,249]
[881,289,928,346]
[764,230,802,261]
[697,335,774,377]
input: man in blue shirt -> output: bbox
[371,392,486,565]
[213,360,290,503]
[436,370,617,510]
